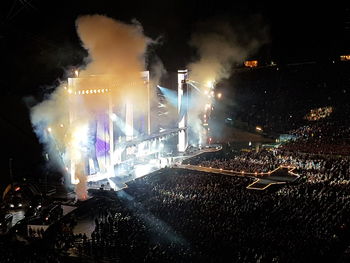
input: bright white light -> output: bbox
[75,70,79,77]
[68,89,73,94]
[71,124,89,162]
[111,113,117,121]
[206,80,214,88]
[217,93,222,99]
[134,163,153,178]
[47,127,52,133]
[107,178,118,190]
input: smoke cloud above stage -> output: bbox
[186,18,269,145]
[30,15,153,200]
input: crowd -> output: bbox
[187,148,277,173]
[1,118,350,262]
[55,165,350,263]
[229,61,350,133]
[281,120,350,156]
[56,117,350,262]
[2,156,350,262]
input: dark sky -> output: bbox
[1,0,348,95]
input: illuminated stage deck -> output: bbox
[175,165,300,190]
[86,145,222,191]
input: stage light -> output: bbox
[111,113,117,121]
[206,80,214,88]
[217,93,222,99]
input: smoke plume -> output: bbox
[187,18,269,144]
[30,15,153,200]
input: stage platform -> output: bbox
[176,164,300,190]
[246,166,300,190]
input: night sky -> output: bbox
[1,1,348,95]
[0,0,348,183]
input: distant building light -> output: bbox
[340,55,350,61]
[244,60,258,68]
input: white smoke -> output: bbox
[30,15,158,200]
[187,18,269,144]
